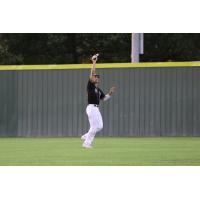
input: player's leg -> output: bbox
[83,107,103,147]
[81,105,94,141]
[82,106,98,147]
[81,111,103,140]
[82,105,102,147]
[95,108,103,132]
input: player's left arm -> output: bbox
[102,86,116,101]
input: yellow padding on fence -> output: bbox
[0,61,200,70]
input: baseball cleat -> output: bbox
[82,142,92,149]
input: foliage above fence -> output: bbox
[1,33,200,65]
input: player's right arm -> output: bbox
[90,54,99,79]
[90,60,96,79]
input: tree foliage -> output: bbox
[0,33,200,65]
[141,33,200,62]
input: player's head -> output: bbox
[91,74,100,84]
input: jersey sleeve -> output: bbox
[99,88,105,100]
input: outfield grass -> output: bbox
[0,137,200,166]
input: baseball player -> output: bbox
[81,54,116,148]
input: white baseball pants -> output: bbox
[83,104,103,145]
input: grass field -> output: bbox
[0,137,200,166]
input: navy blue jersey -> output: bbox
[87,80,105,104]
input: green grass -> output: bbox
[0,137,200,166]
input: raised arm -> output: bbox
[90,54,99,79]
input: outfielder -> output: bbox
[81,54,116,148]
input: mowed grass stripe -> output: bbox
[0,137,200,166]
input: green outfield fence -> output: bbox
[0,62,200,137]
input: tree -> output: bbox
[1,33,200,65]
[140,33,200,62]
